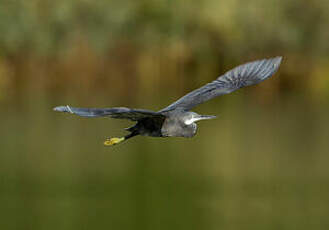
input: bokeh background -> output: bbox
[1,0,329,229]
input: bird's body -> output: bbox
[54,57,282,146]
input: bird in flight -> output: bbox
[54,57,282,146]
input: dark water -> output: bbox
[1,96,329,230]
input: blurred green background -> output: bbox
[1,0,329,229]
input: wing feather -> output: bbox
[160,57,282,112]
[54,106,164,121]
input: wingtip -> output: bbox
[271,56,283,67]
[53,105,72,113]
[53,106,63,112]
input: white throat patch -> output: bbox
[184,117,201,125]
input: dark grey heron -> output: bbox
[54,57,282,146]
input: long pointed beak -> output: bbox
[185,114,217,125]
[198,115,217,121]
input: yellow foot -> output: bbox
[104,137,125,146]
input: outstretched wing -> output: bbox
[54,106,165,121]
[160,57,282,112]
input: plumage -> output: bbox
[160,57,282,112]
[54,57,282,146]
[53,105,164,121]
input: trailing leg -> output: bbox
[104,131,138,146]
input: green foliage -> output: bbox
[0,0,328,56]
[0,0,327,106]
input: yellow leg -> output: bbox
[104,137,125,146]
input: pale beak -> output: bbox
[198,115,217,121]
[185,115,217,125]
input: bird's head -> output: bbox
[183,112,217,125]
